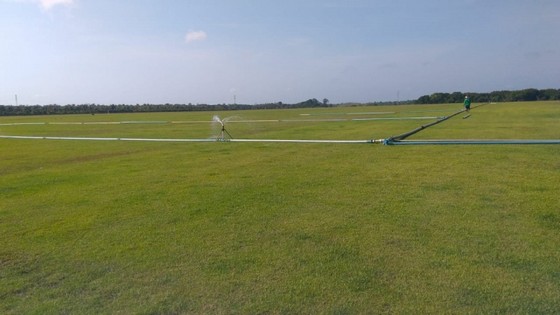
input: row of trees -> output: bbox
[1,89,558,116]
[0,99,332,116]
[417,88,560,104]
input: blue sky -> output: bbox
[1,0,559,105]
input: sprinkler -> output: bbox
[212,115,233,141]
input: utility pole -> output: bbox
[15,94,18,106]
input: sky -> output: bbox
[1,0,559,105]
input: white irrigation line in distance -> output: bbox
[0,134,383,144]
[0,116,438,126]
[171,120,281,124]
[300,112,396,116]
[0,122,47,126]
[346,112,396,115]
[352,117,442,121]
[83,122,121,125]
[46,122,84,125]
[121,121,168,124]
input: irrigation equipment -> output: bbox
[382,103,559,145]
[0,135,384,144]
[384,139,560,145]
[1,105,559,146]
[386,108,466,142]
[212,115,233,141]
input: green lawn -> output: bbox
[1,102,559,313]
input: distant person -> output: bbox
[464,96,471,112]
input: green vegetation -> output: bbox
[2,88,559,116]
[417,88,560,104]
[1,102,559,313]
[0,98,329,116]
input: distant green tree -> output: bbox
[539,89,560,100]
[417,95,431,104]
[450,92,464,103]
[513,88,539,101]
[489,91,508,102]
[429,93,449,104]
[474,93,490,103]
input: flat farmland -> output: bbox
[1,102,559,313]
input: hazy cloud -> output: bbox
[185,30,207,44]
[5,0,75,10]
[39,0,73,9]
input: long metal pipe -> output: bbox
[0,135,383,144]
[388,109,466,141]
[385,139,560,145]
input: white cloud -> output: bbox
[39,0,73,9]
[6,0,74,10]
[185,30,207,44]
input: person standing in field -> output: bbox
[464,95,471,112]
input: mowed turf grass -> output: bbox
[1,102,559,313]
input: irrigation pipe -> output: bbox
[387,103,491,142]
[0,135,214,142]
[2,134,557,145]
[0,135,383,144]
[382,103,560,145]
[0,116,438,126]
[385,139,560,145]
[2,104,558,145]
[229,139,384,144]
[387,109,466,141]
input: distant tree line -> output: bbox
[0,98,331,116]
[2,89,558,116]
[416,88,560,104]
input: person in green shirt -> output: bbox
[464,96,471,112]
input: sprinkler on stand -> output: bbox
[213,115,233,141]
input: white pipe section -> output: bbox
[0,135,383,144]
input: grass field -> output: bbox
[1,102,559,313]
